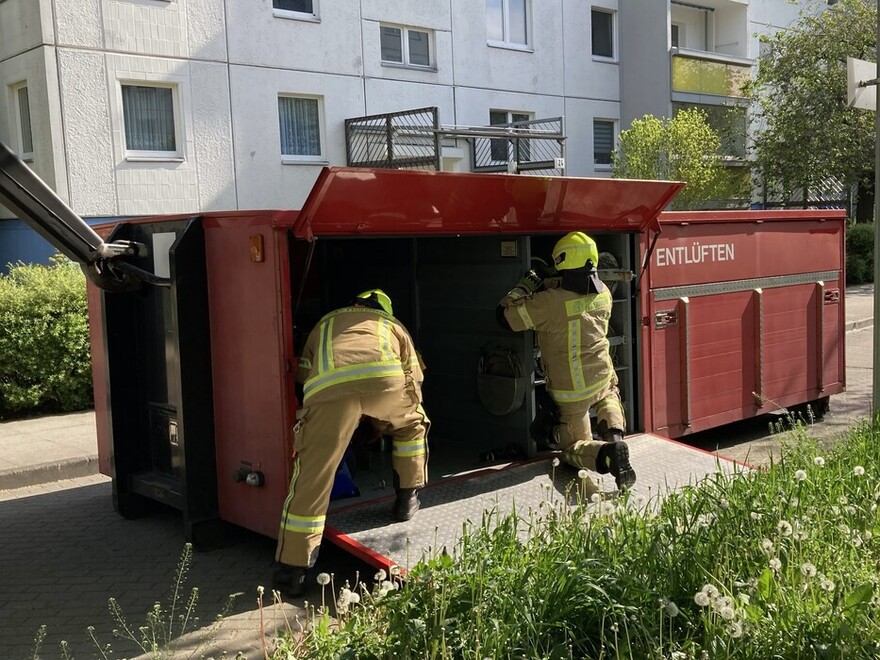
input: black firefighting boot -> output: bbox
[392,488,420,522]
[272,563,307,600]
[596,435,636,490]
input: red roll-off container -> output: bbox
[83,168,845,544]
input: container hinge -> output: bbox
[824,289,840,305]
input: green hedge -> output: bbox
[847,221,874,285]
[0,257,93,420]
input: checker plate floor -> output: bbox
[325,433,744,570]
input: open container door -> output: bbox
[286,167,685,567]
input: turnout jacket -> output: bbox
[501,283,615,405]
[296,306,425,404]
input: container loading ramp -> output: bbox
[324,433,744,572]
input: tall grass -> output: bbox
[279,419,880,659]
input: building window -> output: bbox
[121,84,178,155]
[591,8,614,59]
[671,23,682,48]
[487,0,530,48]
[12,83,33,160]
[380,25,433,67]
[274,0,314,15]
[490,110,531,162]
[278,96,322,160]
[593,119,614,166]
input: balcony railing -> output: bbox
[671,48,752,98]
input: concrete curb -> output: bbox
[0,455,99,491]
[846,318,873,333]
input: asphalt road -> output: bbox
[0,326,873,659]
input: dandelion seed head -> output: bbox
[726,621,743,639]
[719,498,729,510]
[349,592,361,604]
[719,606,735,621]
[852,535,863,548]
[854,465,866,476]
[694,591,710,607]
[257,585,264,596]
[374,569,387,582]
[838,495,848,505]
[813,456,825,466]
[800,562,817,578]
[316,573,331,586]
[769,558,782,571]
[820,577,835,592]
[590,493,601,503]
[790,497,799,507]
[552,457,560,467]
[389,565,401,576]
[777,520,793,536]
[714,595,733,610]
[702,584,720,598]
[795,470,807,482]
[761,538,774,553]
[578,469,589,480]
[664,599,680,618]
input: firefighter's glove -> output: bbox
[509,270,542,300]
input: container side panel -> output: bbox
[762,285,816,404]
[205,216,290,539]
[649,300,684,432]
[688,291,756,421]
[823,287,843,393]
[647,217,843,437]
[648,222,843,290]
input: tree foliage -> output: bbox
[745,0,876,203]
[612,108,724,210]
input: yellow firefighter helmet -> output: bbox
[354,289,394,316]
[552,232,599,271]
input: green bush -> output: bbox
[846,221,874,285]
[0,256,93,419]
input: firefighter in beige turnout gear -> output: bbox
[497,232,636,490]
[273,289,429,598]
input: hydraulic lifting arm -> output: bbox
[0,140,168,292]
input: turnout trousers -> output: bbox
[275,386,429,568]
[555,382,626,471]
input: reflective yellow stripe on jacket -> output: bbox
[548,289,613,403]
[303,310,406,401]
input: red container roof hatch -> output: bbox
[293,167,684,240]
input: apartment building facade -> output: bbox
[0,0,807,266]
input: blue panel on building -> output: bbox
[0,217,122,273]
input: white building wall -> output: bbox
[226,2,362,74]
[562,0,619,102]
[56,49,117,216]
[190,61,236,211]
[564,97,620,178]
[0,0,51,62]
[450,0,565,96]
[55,0,104,49]
[229,66,366,210]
